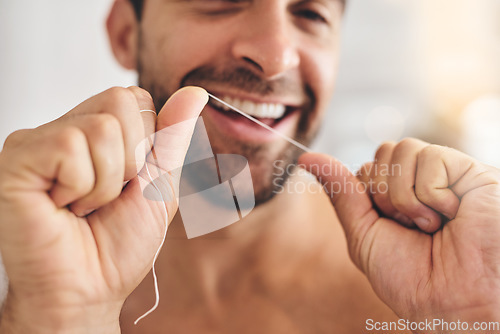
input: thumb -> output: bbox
[135,86,208,220]
[153,86,209,173]
[298,152,380,271]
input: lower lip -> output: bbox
[202,104,300,143]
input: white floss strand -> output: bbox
[207,93,312,153]
[134,114,169,325]
[133,93,311,324]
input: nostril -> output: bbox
[242,56,264,73]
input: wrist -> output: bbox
[411,305,500,334]
[0,294,122,334]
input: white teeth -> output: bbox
[241,100,255,115]
[219,96,287,119]
[211,98,231,111]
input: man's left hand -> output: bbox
[299,138,500,333]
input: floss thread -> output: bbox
[133,95,312,324]
[134,110,169,325]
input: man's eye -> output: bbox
[296,9,328,24]
[195,0,246,15]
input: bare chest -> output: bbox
[121,266,395,334]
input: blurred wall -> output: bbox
[417,0,500,167]
[0,0,136,145]
[0,0,499,168]
[314,0,500,168]
[314,0,424,168]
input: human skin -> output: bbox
[0,87,209,333]
[0,0,499,334]
[300,140,500,333]
[109,1,397,332]
[113,0,343,203]
[0,0,357,332]
[109,0,500,332]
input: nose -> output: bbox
[231,10,300,79]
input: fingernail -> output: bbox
[414,217,431,231]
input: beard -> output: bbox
[138,63,319,206]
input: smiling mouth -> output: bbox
[207,95,296,126]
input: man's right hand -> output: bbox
[0,86,208,333]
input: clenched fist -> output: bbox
[0,86,208,333]
[300,139,500,333]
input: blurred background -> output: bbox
[0,0,499,168]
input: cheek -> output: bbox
[301,47,339,110]
[141,20,232,89]
[297,45,339,138]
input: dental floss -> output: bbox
[134,112,169,325]
[207,93,312,153]
[134,95,311,324]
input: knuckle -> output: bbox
[376,141,396,153]
[374,141,396,160]
[397,137,415,147]
[106,86,135,101]
[88,114,122,140]
[392,137,428,161]
[418,144,443,161]
[55,127,87,156]
[394,137,418,154]
[399,137,423,148]
[3,129,32,149]
[127,86,153,103]
[102,152,122,175]
[104,87,137,111]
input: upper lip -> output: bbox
[205,89,305,109]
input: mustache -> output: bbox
[180,66,311,104]
[177,65,318,147]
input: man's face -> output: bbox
[136,0,342,204]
